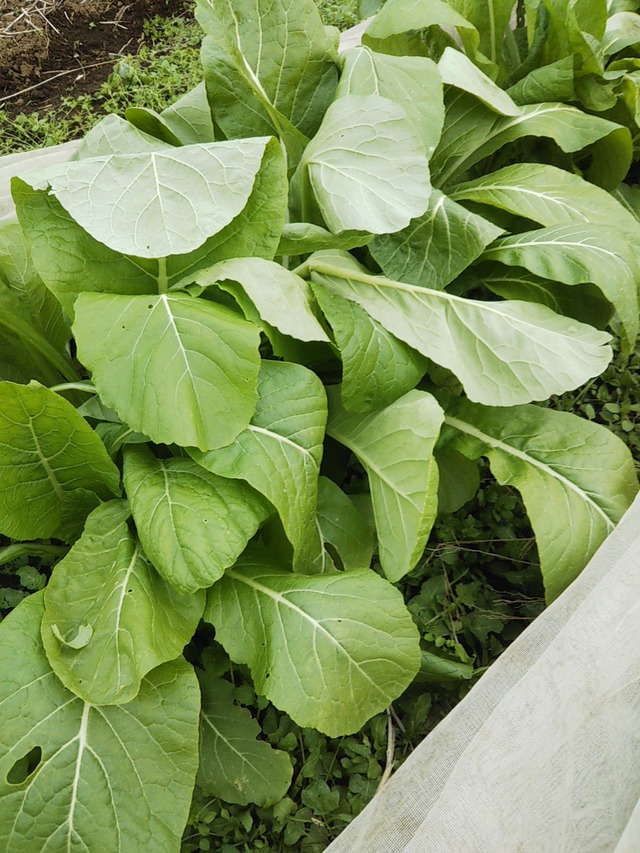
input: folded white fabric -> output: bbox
[328,494,640,853]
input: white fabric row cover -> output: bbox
[327,494,640,853]
[0,139,80,222]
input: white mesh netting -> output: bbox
[328,495,640,853]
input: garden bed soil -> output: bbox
[0,0,186,116]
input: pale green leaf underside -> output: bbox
[204,551,421,736]
[327,387,443,582]
[42,501,205,704]
[0,592,200,853]
[438,47,520,115]
[482,223,639,349]
[301,95,431,234]
[444,401,639,601]
[197,672,292,806]
[191,361,327,573]
[370,188,504,290]
[0,381,120,540]
[124,446,271,594]
[338,47,444,156]
[19,138,272,257]
[312,284,428,412]
[306,251,612,406]
[186,256,330,342]
[74,292,261,452]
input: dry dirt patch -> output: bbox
[0,0,185,113]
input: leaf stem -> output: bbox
[49,381,97,395]
[157,257,169,294]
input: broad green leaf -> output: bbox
[312,284,428,411]
[276,222,372,255]
[603,11,640,55]
[0,592,199,853]
[196,0,338,140]
[127,83,216,146]
[41,500,205,704]
[74,114,174,158]
[316,476,374,571]
[299,95,431,234]
[435,447,480,515]
[204,548,421,735]
[447,0,516,71]
[160,81,216,143]
[365,0,475,39]
[306,251,612,406]
[337,47,444,156]
[369,188,504,290]
[123,446,271,594]
[0,382,120,541]
[197,671,293,806]
[432,91,631,188]
[482,223,639,350]
[200,38,309,169]
[327,387,444,581]
[13,179,157,318]
[475,265,613,329]
[185,257,330,343]
[191,361,327,572]
[508,57,576,105]
[438,48,520,114]
[13,140,287,318]
[74,293,260,451]
[19,138,273,257]
[0,221,69,352]
[451,164,640,254]
[443,400,638,600]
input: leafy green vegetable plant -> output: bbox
[1,0,639,847]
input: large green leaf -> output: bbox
[276,222,372,256]
[0,592,199,853]
[126,82,216,146]
[312,284,428,411]
[73,114,174,158]
[191,361,327,572]
[0,382,120,541]
[443,400,639,601]
[438,47,520,114]
[204,548,421,736]
[316,476,374,571]
[0,221,69,353]
[197,670,293,806]
[41,500,205,704]
[447,0,516,72]
[482,224,639,350]
[13,139,287,318]
[196,0,338,140]
[185,257,330,343]
[451,164,640,254]
[73,292,260,451]
[365,0,475,40]
[299,95,431,234]
[337,47,444,156]
[432,91,631,188]
[305,251,612,406]
[123,446,271,594]
[18,138,273,258]
[369,188,504,290]
[326,387,443,581]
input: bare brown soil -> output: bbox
[0,0,186,115]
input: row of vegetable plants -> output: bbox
[1,0,640,849]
